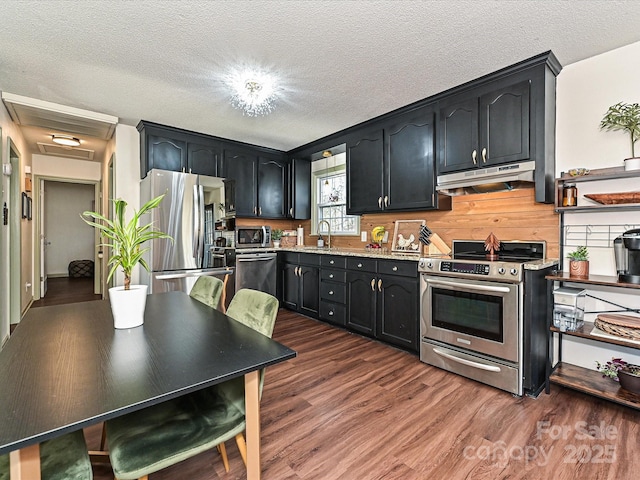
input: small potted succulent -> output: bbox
[600,102,640,170]
[271,228,283,248]
[567,245,589,278]
[596,358,640,394]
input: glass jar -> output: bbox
[562,183,577,207]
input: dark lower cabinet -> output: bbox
[376,274,418,352]
[278,253,319,318]
[346,270,377,336]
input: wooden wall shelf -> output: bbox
[546,272,640,289]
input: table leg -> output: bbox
[245,370,260,480]
[10,444,41,480]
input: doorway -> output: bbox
[33,177,102,303]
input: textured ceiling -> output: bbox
[1,0,640,154]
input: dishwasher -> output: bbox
[234,251,277,297]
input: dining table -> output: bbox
[0,291,296,479]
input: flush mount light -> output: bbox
[227,67,278,117]
[52,135,81,147]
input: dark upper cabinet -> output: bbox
[346,129,384,214]
[347,105,444,214]
[438,80,530,174]
[144,134,186,175]
[187,141,221,177]
[222,146,289,218]
[288,158,311,220]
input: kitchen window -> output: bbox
[312,153,359,235]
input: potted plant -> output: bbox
[596,357,640,394]
[271,228,283,248]
[600,102,640,170]
[567,245,589,278]
[82,194,172,329]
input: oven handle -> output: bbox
[433,347,502,372]
[425,278,511,293]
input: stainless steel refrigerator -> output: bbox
[140,169,231,294]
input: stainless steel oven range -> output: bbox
[419,240,555,396]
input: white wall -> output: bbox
[32,154,101,180]
[555,40,640,369]
[44,181,95,276]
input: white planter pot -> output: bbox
[273,240,281,248]
[108,285,148,329]
[624,157,640,171]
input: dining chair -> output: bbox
[189,275,225,311]
[104,288,279,480]
[0,430,93,480]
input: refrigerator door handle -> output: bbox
[192,184,201,263]
[156,269,234,280]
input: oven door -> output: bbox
[420,274,521,362]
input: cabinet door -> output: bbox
[385,106,436,210]
[147,134,186,173]
[346,129,384,214]
[223,149,257,217]
[258,157,288,218]
[376,275,418,352]
[187,141,221,177]
[299,265,319,317]
[438,97,478,174]
[289,158,311,219]
[280,263,299,310]
[346,271,376,336]
[479,80,530,167]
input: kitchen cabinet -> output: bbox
[346,105,448,214]
[288,158,311,220]
[223,146,288,218]
[346,257,418,352]
[546,272,640,410]
[319,255,347,326]
[438,80,530,174]
[138,121,222,178]
[278,252,319,318]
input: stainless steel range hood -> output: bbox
[436,160,536,195]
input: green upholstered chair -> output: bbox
[105,289,279,480]
[0,430,93,480]
[189,275,225,311]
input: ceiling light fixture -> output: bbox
[227,68,278,117]
[52,135,81,147]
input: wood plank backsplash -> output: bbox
[236,188,560,259]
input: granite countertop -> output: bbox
[237,245,423,261]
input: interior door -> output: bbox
[39,179,48,297]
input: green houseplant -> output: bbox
[271,228,283,247]
[82,194,172,328]
[597,358,640,394]
[600,102,640,167]
[567,245,589,278]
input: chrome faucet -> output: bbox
[317,220,331,249]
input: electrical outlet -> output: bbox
[382,231,389,243]
[361,231,367,242]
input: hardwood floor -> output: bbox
[86,310,639,479]
[31,277,102,308]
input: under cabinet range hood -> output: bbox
[436,160,536,195]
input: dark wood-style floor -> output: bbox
[85,309,639,480]
[31,277,102,308]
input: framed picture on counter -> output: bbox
[391,219,424,254]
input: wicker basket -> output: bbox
[594,314,640,340]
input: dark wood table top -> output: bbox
[0,291,295,455]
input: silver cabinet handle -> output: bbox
[328,310,334,316]
[330,260,334,265]
[384,196,389,207]
[392,266,398,271]
[253,206,257,215]
[482,147,487,163]
[290,207,293,216]
[378,196,382,208]
[329,273,334,278]
[329,290,334,295]
[472,149,477,165]
[259,207,262,215]
[370,278,375,291]
[378,279,382,292]
[357,263,363,268]
[433,348,501,372]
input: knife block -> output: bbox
[421,233,451,256]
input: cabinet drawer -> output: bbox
[319,302,346,326]
[320,282,346,304]
[346,257,377,273]
[378,260,418,277]
[299,253,320,266]
[320,269,346,283]
[321,255,347,269]
[279,252,299,264]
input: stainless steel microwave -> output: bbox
[236,226,271,248]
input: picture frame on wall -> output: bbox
[391,219,425,254]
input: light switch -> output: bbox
[361,231,367,242]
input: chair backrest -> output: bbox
[189,276,225,310]
[225,288,279,338]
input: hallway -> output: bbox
[31,277,101,308]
